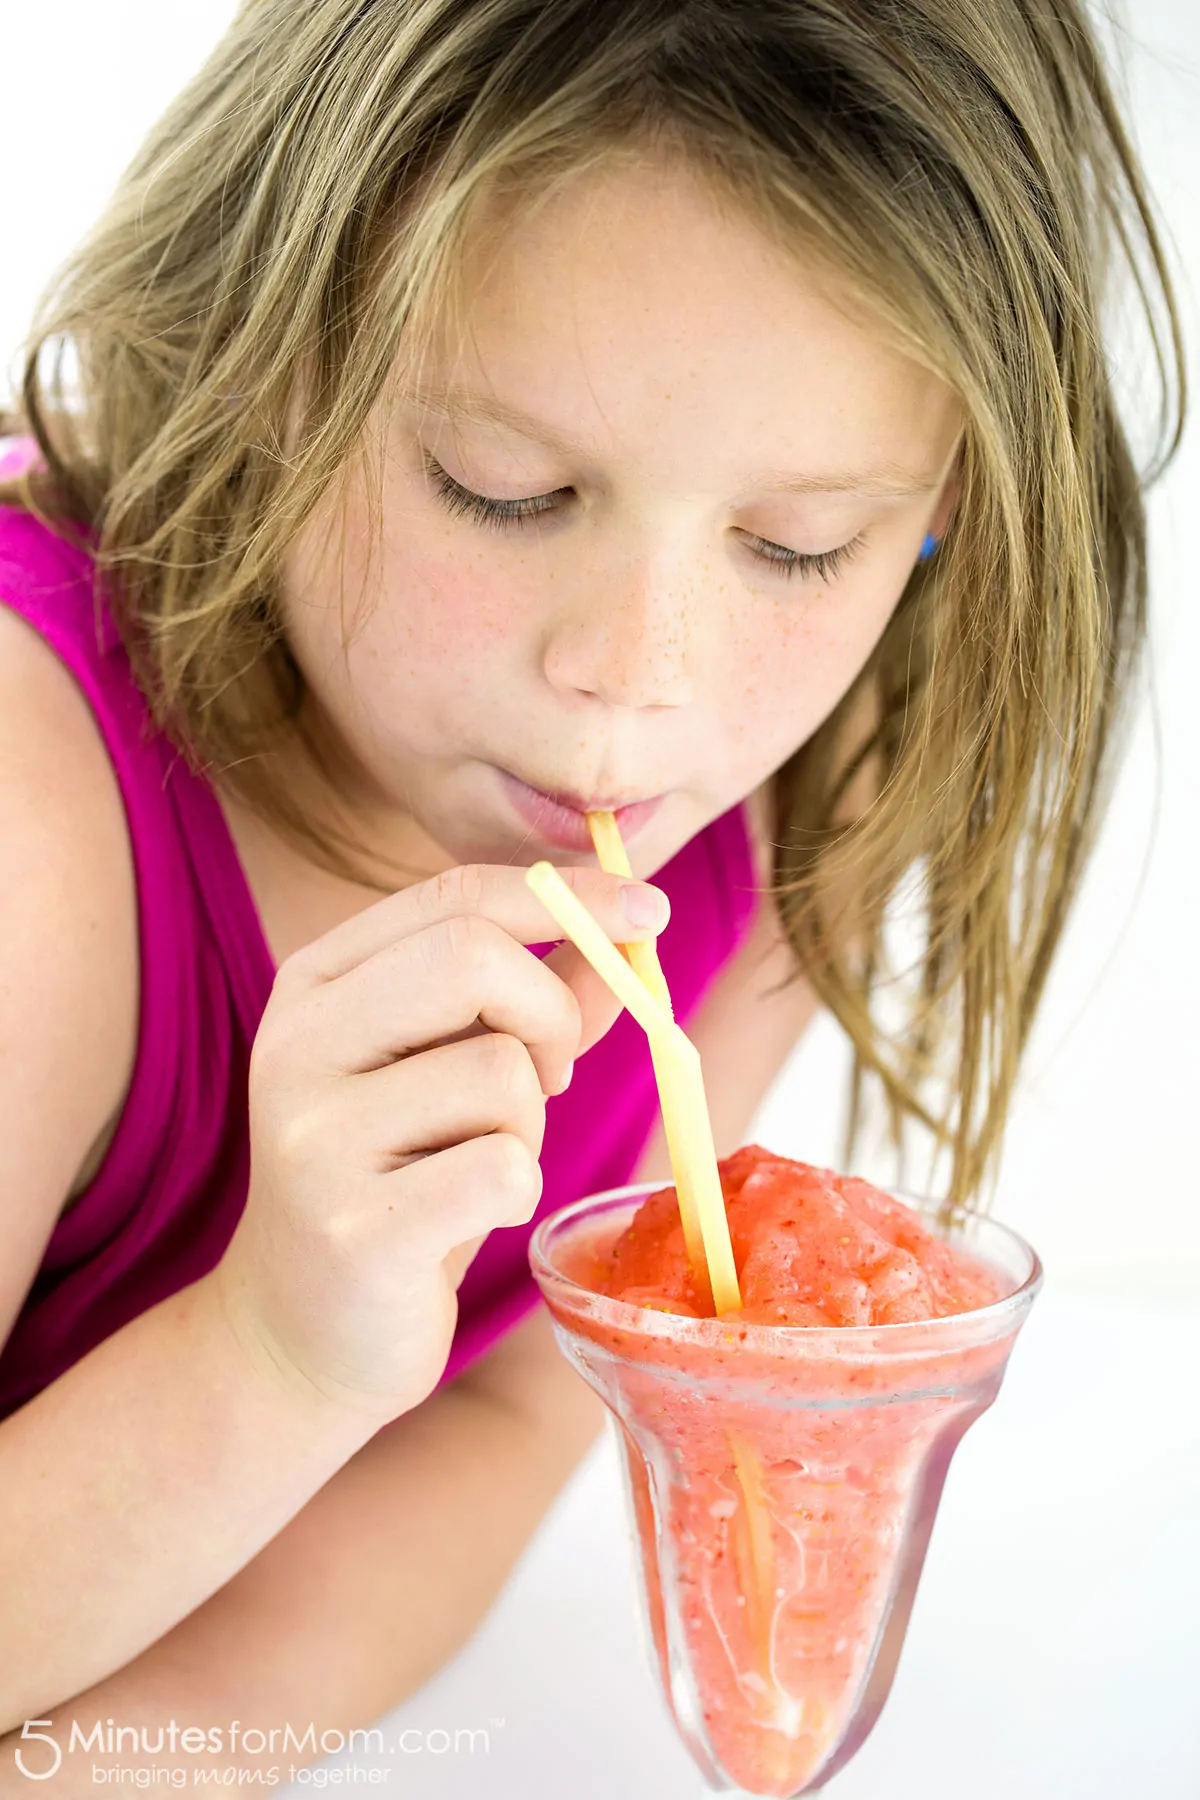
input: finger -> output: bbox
[387,1132,545,1251]
[281,863,670,986]
[276,915,580,1092]
[319,1029,550,1172]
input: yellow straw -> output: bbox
[585,810,675,1017]
[583,812,743,1310]
[523,863,673,1040]
[578,814,780,1734]
[582,810,712,1288]
[584,812,706,1288]
[524,858,740,1312]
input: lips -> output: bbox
[496,767,667,851]
[543,784,656,813]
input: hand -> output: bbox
[207,863,670,1421]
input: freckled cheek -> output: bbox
[722,578,897,753]
[344,546,539,694]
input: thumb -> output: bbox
[541,940,632,1061]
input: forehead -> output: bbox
[405,152,961,484]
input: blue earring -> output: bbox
[918,533,939,562]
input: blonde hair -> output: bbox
[1,0,1185,1208]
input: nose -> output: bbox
[542,556,699,710]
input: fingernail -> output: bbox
[622,883,670,928]
[557,1061,574,1094]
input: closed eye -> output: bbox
[423,452,570,527]
[739,530,865,582]
[422,452,865,581]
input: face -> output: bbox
[279,151,962,880]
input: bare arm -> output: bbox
[0,1274,392,1738]
[0,1304,605,1793]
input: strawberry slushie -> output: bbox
[529,1145,1041,1797]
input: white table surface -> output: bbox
[293,1288,1200,1797]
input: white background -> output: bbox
[1,5,1196,1798]
[3,0,1196,1305]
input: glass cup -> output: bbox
[529,1180,1041,1798]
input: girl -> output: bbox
[0,0,1183,1774]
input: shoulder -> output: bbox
[0,601,139,1337]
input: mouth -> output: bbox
[495,767,668,851]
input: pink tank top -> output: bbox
[0,450,758,1422]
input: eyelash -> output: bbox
[422,452,865,583]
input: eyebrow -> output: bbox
[400,383,938,499]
